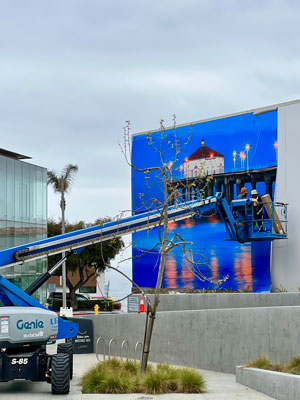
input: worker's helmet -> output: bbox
[251,189,258,196]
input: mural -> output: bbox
[131,110,278,292]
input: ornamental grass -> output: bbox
[245,355,300,374]
[81,358,206,394]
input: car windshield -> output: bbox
[48,293,90,300]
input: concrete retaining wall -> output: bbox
[88,305,300,373]
[129,293,300,312]
[236,366,300,400]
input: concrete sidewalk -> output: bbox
[0,352,275,399]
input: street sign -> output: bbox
[69,317,94,354]
[128,296,140,313]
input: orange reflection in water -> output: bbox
[210,250,219,283]
[168,221,177,230]
[180,257,194,289]
[181,218,195,229]
[234,246,253,291]
[164,254,178,288]
[208,215,219,226]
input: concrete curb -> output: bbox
[129,293,300,312]
[236,366,300,400]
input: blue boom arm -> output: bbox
[0,193,288,339]
[0,195,220,339]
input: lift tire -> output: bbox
[51,353,70,395]
[58,342,73,380]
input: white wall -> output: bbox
[272,102,300,291]
[184,157,224,178]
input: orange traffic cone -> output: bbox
[138,297,146,313]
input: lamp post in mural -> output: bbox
[274,141,278,162]
[179,164,183,179]
[245,144,250,173]
[233,151,237,169]
[239,151,246,169]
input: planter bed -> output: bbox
[236,366,300,400]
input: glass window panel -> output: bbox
[29,165,37,223]
[22,163,30,222]
[14,161,22,222]
[1,266,14,280]
[6,158,15,220]
[26,223,35,244]
[20,222,30,245]
[0,157,47,304]
[6,221,15,248]
[36,167,43,224]
[42,168,47,224]
[0,156,7,219]
[0,220,7,250]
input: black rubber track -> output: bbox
[51,353,70,394]
[57,343,74,380]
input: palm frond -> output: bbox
[62,164,79,192]
[47,170,61,192]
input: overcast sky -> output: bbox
[1,0,300,225]
[1,1,300,300]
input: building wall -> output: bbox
[47,267,105,298]
[129,293,300,312]
[0,155,47,303]
[89,303,300,373]
[272,102,300,290]
[184,156,224,178]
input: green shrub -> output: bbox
[269,362,285,372]
[245,355,273,370]
[285,357,300,374]
[123,360,139,374]
[81,364,107,394]
[245,355,300,375]
[81,360,206,394]
[142,371,165,394]
[104,357,122,370]
[52,299,113,311]
[178,368,206,393]
[113,301,122,310]
[98,373,132,394]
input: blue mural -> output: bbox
[131,111,278,291]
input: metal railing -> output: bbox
[96,337,143,362]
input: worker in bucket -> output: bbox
[237,187,248,199]
[251,189,263,232]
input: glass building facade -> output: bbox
[0,150,47,303]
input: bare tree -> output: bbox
[121,117,228,372]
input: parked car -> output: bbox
[47,292,90,302]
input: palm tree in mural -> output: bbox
[47,164,79,308]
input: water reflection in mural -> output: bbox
[132,215,271,292]
[131,110,277,292]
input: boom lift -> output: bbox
[0,193,287,394]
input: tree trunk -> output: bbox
[69,288,78,311]
[140,248,167,372]
[141,168,169,372]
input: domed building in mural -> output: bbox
[184,138,224,178]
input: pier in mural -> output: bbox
[131,110,278,292]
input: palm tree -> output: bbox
[47,164,78,308]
